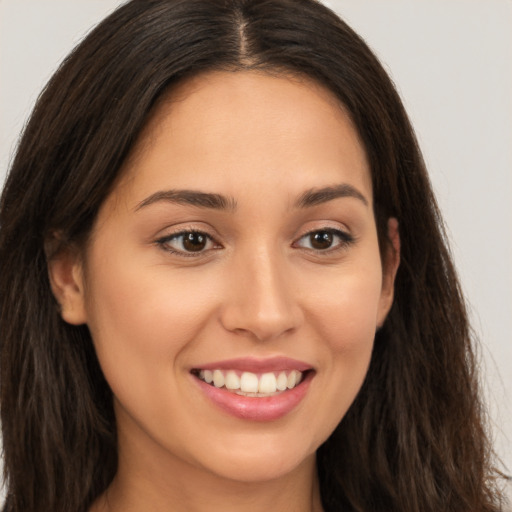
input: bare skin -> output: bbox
[91,442,322,512]
[50,70,399,512]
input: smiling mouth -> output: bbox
[191,369,307,397]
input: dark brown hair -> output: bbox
[0,1,504,511]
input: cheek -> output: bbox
[308,256,384,350]
[301,261,383,436]
[325,266,382,376]
[82,249,216,404]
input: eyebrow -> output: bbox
[295,184,369,208]
[135,189,238,212]
[135,183,368,213]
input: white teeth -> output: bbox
[225,370,240,390]
[197,368,305,394]
[276,371,288,391]
[287,370,297,389]
[258,372,277,394]
[240,372,259,393]
[213,369,225,388]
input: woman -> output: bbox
[0,0,505,511]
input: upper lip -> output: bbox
[192,356,313,373]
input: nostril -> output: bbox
[220,307,302,342]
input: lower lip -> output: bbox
[193,372,313,422]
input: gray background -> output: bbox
[1,0,511,498]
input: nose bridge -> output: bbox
[220,243,302,341]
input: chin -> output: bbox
[183,427,320,484]
[205,449,316,484]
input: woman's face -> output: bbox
[56,71,398,484]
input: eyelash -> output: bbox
[293,228,355,252]
[156,230,221,257]
[156,228,354,257]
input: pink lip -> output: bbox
[193,356,312,373]
[191,357,314,422]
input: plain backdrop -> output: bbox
[1,0,511,499]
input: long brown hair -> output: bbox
[0,1,504,510]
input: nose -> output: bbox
[219,248,303,342]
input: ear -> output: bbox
[376,217,400,328]
[47,244,88,325]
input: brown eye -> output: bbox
[182,232,208,252]
[295,228,354,252]
[159,231,217,255]
[309,231,334,250]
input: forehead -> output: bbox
[115,70,372,206]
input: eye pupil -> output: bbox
[311,231,333,249]
[183,232,207,252]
